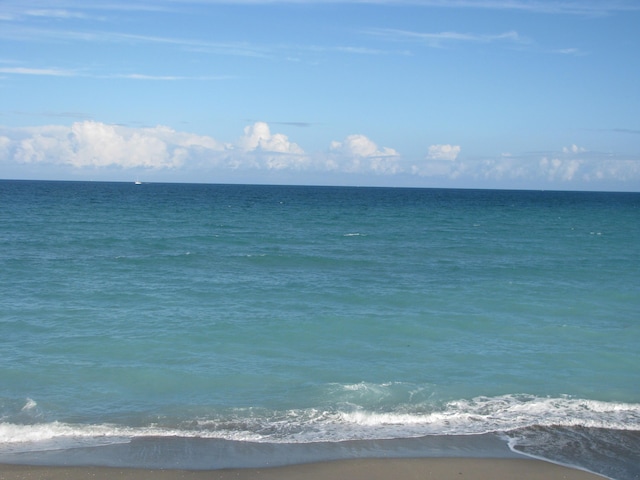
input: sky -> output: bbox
[1,0,639,191]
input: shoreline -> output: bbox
[2,430,634,479]
[0,457,608,479]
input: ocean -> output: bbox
[0,180,638,479]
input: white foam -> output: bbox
[1,394,638,452]
[20,398,37,412]
[331,393,640,439]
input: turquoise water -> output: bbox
[1,181,639,478]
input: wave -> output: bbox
[1,393,638,453]
[2,393,639,479]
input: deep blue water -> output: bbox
[1,181,639,478]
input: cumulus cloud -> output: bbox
[330,134,399,158]
[235,122,309,170]
[1,122,638,188]
[409,144,463,178]
[328,134,400,174]
[238,122,304,154]
[427,144,461,161]
[562,144,586,154]
[0,136,11,156]
[477,147,640,186]
[582,158,640,183]
[10,121,226,169]
[412,139,639,187]
[479,155,527,181]
[540,156,582,181]
[0,121,313,173]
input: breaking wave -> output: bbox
[1,392,638,454]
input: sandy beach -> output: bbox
[0,458,606,480]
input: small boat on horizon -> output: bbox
[134,179,142,185]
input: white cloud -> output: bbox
[0,65,231,81]
[0,136,11,158]
[235,122,309,171]
[239,122,304,154]
[365,28,526,48]
[410,144,463,178]
[0,67,76,76]
[9,121,226,169]
[562,144,587,154]
[1,122,638,188]
[540,156,582,181]
[553,48,585,56]
[25,9,92,19]
[328,134,400,174]
[427,144,461,161]
[0,121,310,173]
[414,144,640,187]
[358,1,639,16]
[3,0,637,18]
[479,149,640,185]
[583,158,640,183]
[330,134,399,158]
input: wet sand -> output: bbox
[0,457,606,479]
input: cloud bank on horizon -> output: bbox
[3,120,636,189]
[1,0,639,190]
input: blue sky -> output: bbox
[1,0,639,190]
